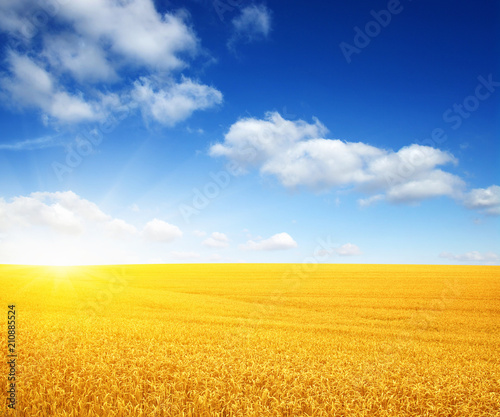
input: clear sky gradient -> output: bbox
[0,0,498,265]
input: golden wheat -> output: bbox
[1,264,499,416]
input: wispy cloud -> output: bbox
[228,4,272,50]
[0,135,64,151]
[315,243,362,257]
[335,243,362,256]
[358,194,384,207]
[439,251,499,264]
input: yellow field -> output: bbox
[1,264,499,416]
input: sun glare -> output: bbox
[37,246,84,267]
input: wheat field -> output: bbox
[1,264,499,416]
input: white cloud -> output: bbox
[0,52,101,123]
[334,243,362,256]
[463,185,500,216]
[229,4,272,48]
[239,232,297,251]
[210,111,328,171]
[0,135,64,151]
[55,0,198,70]
[202,232,229,248]
[358,194,384,207]
[210,112,485,206]
[1,0,198,70]
[0,0,219,126]
[186,126,204,134]
[106,219,138,238]
[384,170,463,203]
[170,251,201,260]
[0,191,186,265]
[142,219,183,242]
[42,33,117,83]
[0,0,29,35]
[439,251,499,264]
[132,76,222,126]
[314,242,362,257]
[0,191,109,234]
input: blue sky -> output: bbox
[0,0,498,265]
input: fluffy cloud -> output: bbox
[210,112,497,210]
[106,219,138,238]
[42,34,118,83]
[210,111,328,171]
[239,232,297,251]
[229,4,272,48]
[0,0,220,125]
[0,191,184,264]
[439,251,499,264]
[463,185,500,216]
[0,0,197,70]
[55,0,198,71]
[132,76,222,126]
[0,52,99,123]
[202,232,229,248]
[0,191,108,234]
[143,219,183,242]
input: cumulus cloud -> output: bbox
[0,0,220,125]
[228,4,272,49]
[0,191,108,234]
[143,219,183,242]
[0,191,184,265]
[210,111,328,171]
[0,52,99,123]
[439,251,499,264]
[132,76,222,126]
[55,0,198,70]
[463,185,500,216]
[210,112,497,210]
[239,232,297,251]
[42,33,118,83]
[0,0,197,70]
[202,232,229,248]
[106,219,138,238]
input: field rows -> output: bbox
[1,264,499,416]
